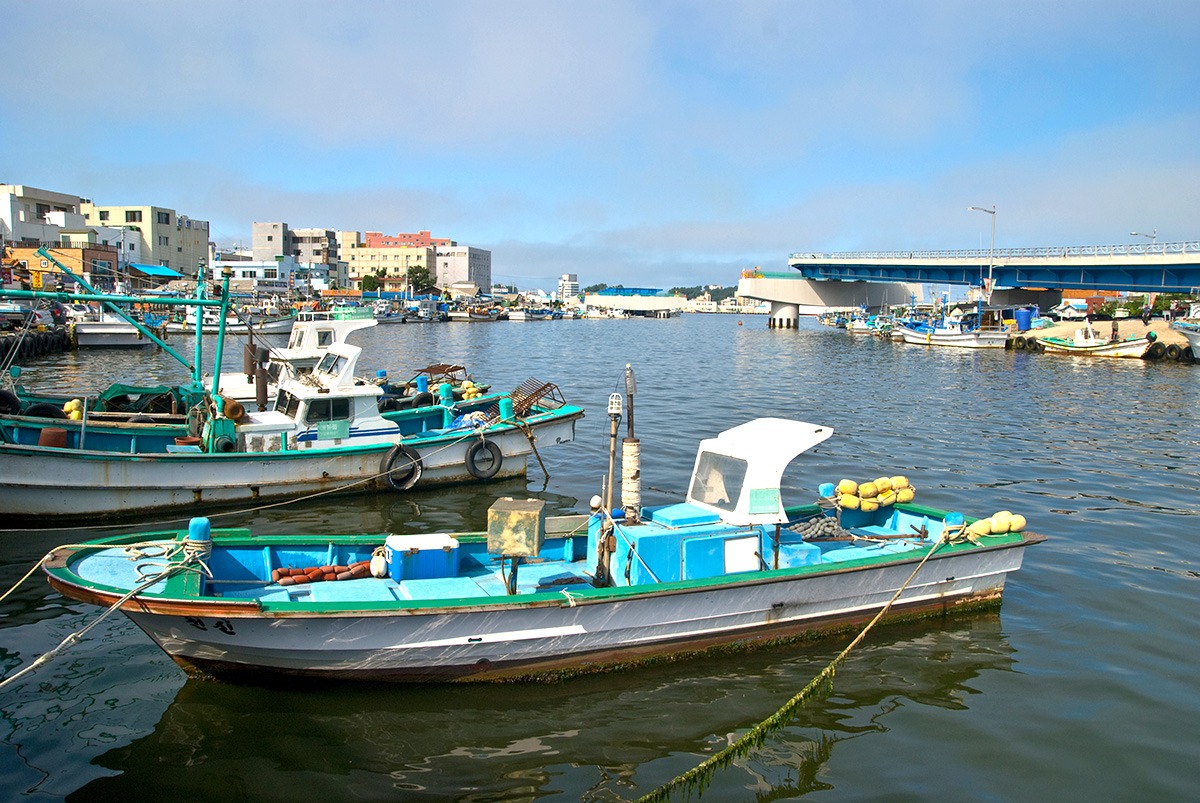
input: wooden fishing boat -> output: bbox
[1033,321,1153,358]
[0,340,583,519]
[41,417,1043,682]
[0,251,583,519]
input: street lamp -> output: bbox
[1130,228,1157,245]
[967,205,996,302]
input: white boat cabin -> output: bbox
[234,342,399,453]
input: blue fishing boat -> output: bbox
[41,416,1042,682]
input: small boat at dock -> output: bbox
[1033,320,1154,358]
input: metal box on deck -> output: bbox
[487,497,545,556]
[385,533,459,581]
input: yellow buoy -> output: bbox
[896,487,915,503]
[858,481,878,499]
[839,493,860,510]
[860,498,880,513]
[874,476,893,492]
[990,512,1013,534]
[968,519,992,536]
[890,475,909,490]
[836,479,858,496]
[877,489,896,506]
[1009,514,1027,532]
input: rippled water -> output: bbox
[2,315,1198,800]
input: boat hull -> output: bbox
[51,535,1038,682]
[898,325,1008,349]
[0,413,579,518]
[1034,337,1150,358]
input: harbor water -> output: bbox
[2,314,1198,801]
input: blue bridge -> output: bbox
[737,240,1200,327]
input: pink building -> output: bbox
[363,231,455,249]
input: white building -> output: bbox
[435,245,491,291]
[209,256,302,296]
[557,273,580,302]
[0,184,85,245]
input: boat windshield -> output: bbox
[688,451,747,512]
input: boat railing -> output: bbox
[790,240,1200,262]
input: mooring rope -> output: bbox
[0,538,211,691]
[635,535,946,803]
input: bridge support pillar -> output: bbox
[768,302,799,329]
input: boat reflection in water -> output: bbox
[68,615,1015,801]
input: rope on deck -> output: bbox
[635,535,946,803]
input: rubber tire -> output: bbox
[126,415,155,424]
[23,402,68,419]
[1182,346,1195,363]
[465,439,503,480]
[1146,342,1167,360]
[381,444,423,490]
[410,391,435,409]
[1014,336,1026,350]
[378,395,403,413]
[0,389,21,415]
[1165,344,1181,361]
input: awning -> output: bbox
[127,263,185,278]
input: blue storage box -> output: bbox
[385,534,460,581]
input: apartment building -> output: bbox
[81,201,209,278]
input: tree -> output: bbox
[583,282,609,293]
[406,265,436,294]
[361,274,380,292]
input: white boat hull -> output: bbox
[115,540,1030,681]
[1169,322,1200,353]
[166,317,294,335]
[72,321,152,348]
[0,415,577,518]
[898,325,1009,349]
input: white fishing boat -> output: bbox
[40,416,1043,682]
[166,307,294,335]
[897,311,1009,349]
[507,308,550,321]
[1033,320,1153,358]
[1169,320,1200,358]
[71,313,154,348]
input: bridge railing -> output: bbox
[789,241,1200,262]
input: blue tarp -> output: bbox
[127,263,184,278]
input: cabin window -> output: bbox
[277,390,301,418]
[316,329,334,347]
[304,397,351,424]
[316,352,345,375]
[688,451,747,512]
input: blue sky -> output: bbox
[3,1,1197,291]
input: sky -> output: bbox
[2,1,1197,292]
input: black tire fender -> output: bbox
[381,444,423,490]
[410,391,435,408]
[465,439,503,480]
[1146,341,1167,360]
[1165,344,1181,361]
[1013,336,1026,350]
[0,389,21,415]
[23,402,68,419]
